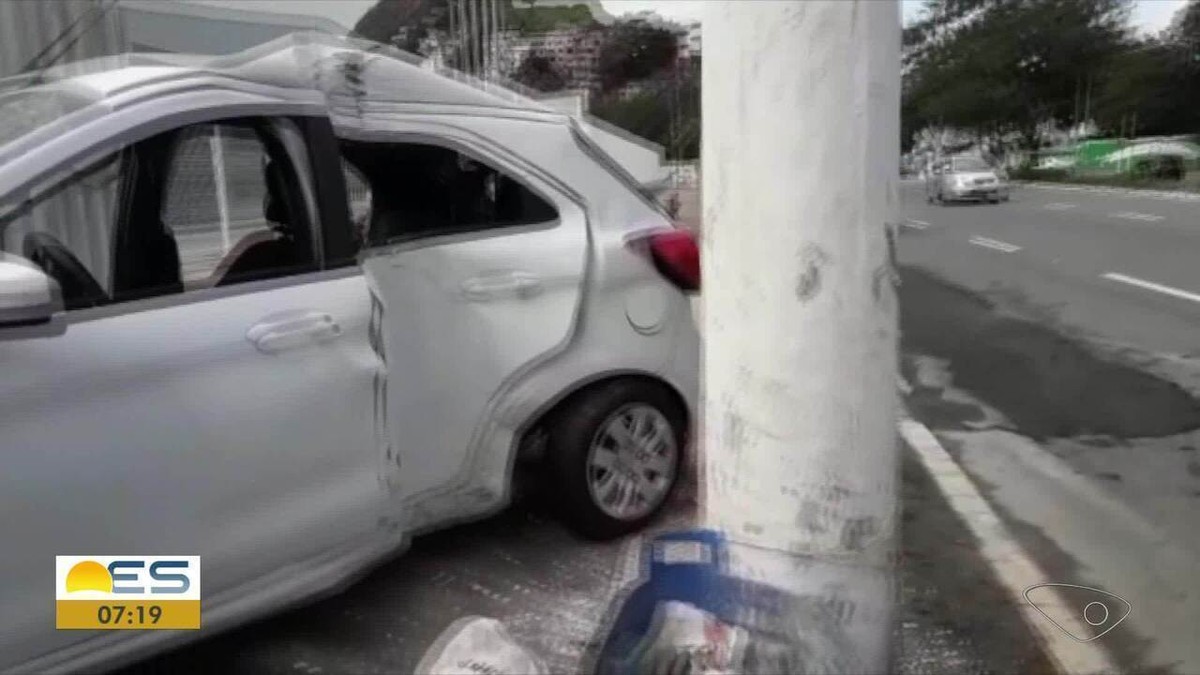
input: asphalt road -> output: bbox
[898,180,1200,673]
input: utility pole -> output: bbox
[457,0,468,75]
[448,0,457,69]
[1083,73,1092,130]
[466,0,478,77]
[477,0,487,79]
[490,0,500,80]
[701,1,900,671]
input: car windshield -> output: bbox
[952,157,991,172]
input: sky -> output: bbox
[187,0,1189,35]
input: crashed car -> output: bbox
[0,35,699,673]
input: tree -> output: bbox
[512,52,566,92]
[589,61,700,160]
[351,0,428,48]
[596,20,678,92]
[1168,0,1200,43]
[903,0,1133,150]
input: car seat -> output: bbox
[216,160,307,286]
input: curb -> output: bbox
[898,414,1119,675]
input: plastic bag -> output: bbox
[414,616,548,675]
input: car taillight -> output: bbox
[642,229,700,292]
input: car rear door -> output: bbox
[340,121,588,527]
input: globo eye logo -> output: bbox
[1024,583,1132,642]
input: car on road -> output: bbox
[926,155,1010,204]
[0,35,699,674]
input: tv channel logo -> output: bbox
[55,556,200,630]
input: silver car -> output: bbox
[0,35,699,673]
[925,156,1011,204]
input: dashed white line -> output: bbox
[969,235,1022,253]
[898,417,1118,675]
[1110,211,1164,222]
[1101,272,1200,304]
[1045,202,1077,210]
[903,219,930,230]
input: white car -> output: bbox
[0,35,699,673]
[925,155,1011,204]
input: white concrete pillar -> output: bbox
[701,1,901,670]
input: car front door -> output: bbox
[0,115,384,670]
[338,122,589,528]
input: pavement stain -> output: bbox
[893,449,1055,675]
[899,266,1200,440]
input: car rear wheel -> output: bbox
[547,379,686,540]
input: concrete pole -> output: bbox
[701,2,900,671]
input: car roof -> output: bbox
[0,32,558,118]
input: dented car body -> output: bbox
[0,34,699,673]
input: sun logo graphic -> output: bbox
[55,556,200,630]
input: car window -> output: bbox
[339,141,559,246]
[0,150,123,309]
[160,121,317,291]
[953,157,990,172]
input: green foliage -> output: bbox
[589,61,699,160]
[507,3,598,35]
[596,20,678,93]
[904,0,1135,149]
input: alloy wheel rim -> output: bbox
[585,404,677,521]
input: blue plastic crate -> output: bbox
[594,529,802,675]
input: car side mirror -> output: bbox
[0,254,65,335]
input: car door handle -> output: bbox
[247,311,342,353]
[460,271,543,301]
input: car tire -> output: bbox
[547,378,687,540]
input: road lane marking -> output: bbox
[902,219,930,230]
[1110,211,1164,222]
[968,235,1022,253]
[1045,202,1077,210]
[1101,272,1200,304]
[899,417,1119,675]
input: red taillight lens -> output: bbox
[646,229,700,292]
